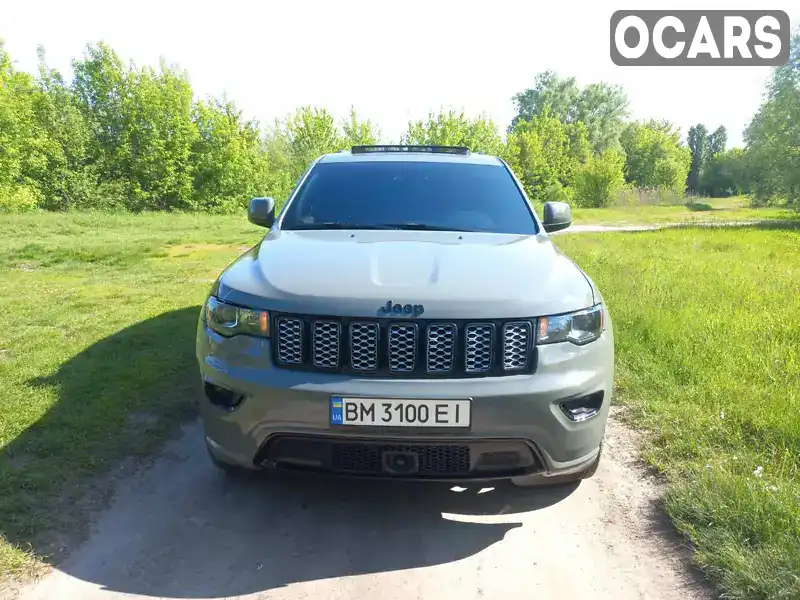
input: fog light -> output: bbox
[559,391,604,422]
[204,382,245,411]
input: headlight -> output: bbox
[537,304,604,346]
[204,296,269,338]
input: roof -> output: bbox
[318,149,504,166]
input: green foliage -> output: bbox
[572,149,627,208]
[503,108,591,202]
[557,227,800,600]
[511,70,629,153]
[686,124,707,193]
[707,126,727,156]
[342,106,380,147]
[620,120,691,192]
[699,148,751,198]
[0,43,40,193]
[403,110,503,154]
[283,106,344,174]
[744,33,800,205]
[190,98,271,213]
[0,185,41,212]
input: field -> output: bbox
[557,226,800,599]
[0,209,798,600]
[569,196,797,226]
[0,212,262,577]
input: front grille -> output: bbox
[313,320,340,368]
[332,443,471,475]
[426,324,455,373]
[388,324,417,372]
[272,313,535,378]
[276,317,303,364]
[350,322,379,371]
[503,322,531,370]
[465,324,494,373]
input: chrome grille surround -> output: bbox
[350,322,379,371]
[312,320,341,368]
[426,324,456,373]
[503,322,531,370]
[276,317,303,364]
[388,323,417,372]
[465,324,494,373]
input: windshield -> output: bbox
[280,160,538,234]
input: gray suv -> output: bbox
[196,145,613,486]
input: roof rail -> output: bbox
[351,145,470,155]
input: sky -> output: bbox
[2,0,798,147]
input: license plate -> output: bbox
[330,397,471,427]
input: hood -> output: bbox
[215,229,594,319]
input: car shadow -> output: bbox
[3,306,580,597]
[0,307,203,569]
[58,432,579,598]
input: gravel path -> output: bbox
[14,414,710,600]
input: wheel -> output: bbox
[512,443,602,487]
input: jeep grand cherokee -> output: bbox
[196,145,613,486]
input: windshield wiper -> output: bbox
[290,222,388,230]
[373,222,475,232]
[289,222,477,232]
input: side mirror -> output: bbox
[248,197,275,228]
[542,201,572,233]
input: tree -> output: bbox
[71,43,200,211]
[284,106,343,175]
[503,108,591,202]
[402,110,503,154]
[744,33,800,204]
[0,40,42,210]
[190,98,270,213]
[511,71,629,153]
[686,124,708,193]
[29,47,96,210]
[342,107,380,147]
[620,120,691,192]
[700,148,750,197]
[707,126,727,156]
[573,149,627,208]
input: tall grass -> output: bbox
[557,227,800,600]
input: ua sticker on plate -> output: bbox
[330,397,344,425]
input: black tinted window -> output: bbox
[280,161,538,234]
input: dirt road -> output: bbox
[14,412,709,600]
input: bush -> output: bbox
[572,150,626,207]
[0,185,42,212]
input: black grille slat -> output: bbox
[276,317,303,364]
[273,314,535,378]
[331,443,470,475]
[426,324,455,373]
[465,324,493,373]
[388,324,417,372]
[350,322,379,371]
[503,322,531,370]
[313,320,340,368]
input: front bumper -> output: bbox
[196,319,614,481]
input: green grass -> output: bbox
[1,210,799,600]
[570,196,798,226]
[556,226,800,600]
[0,211,264,578]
